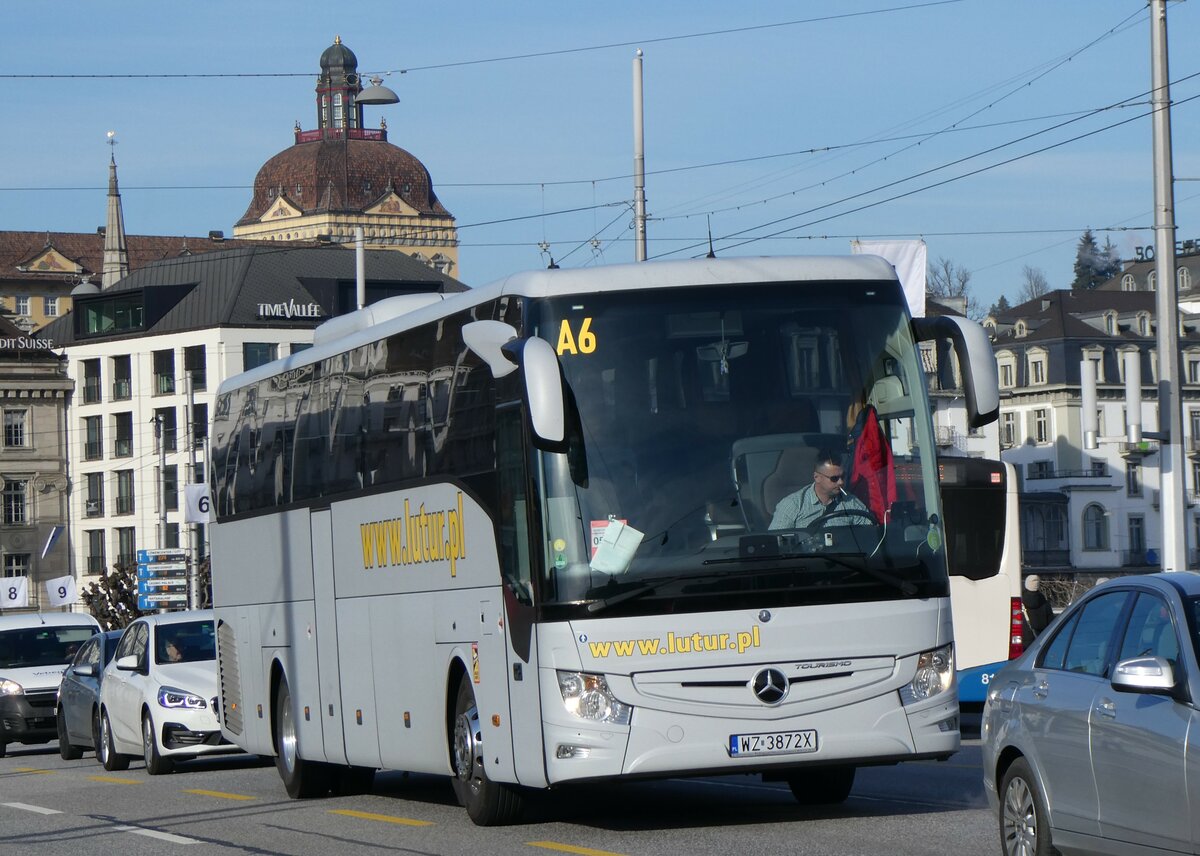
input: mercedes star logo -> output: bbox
[752,667,790,705]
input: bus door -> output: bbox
[310,508,347,766]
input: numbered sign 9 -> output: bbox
[44,575,77,607]
[2,576,29,609]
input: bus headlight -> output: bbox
[900,643,955,705]
[556,671,632,725]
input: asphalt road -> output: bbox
[0,739,996,856]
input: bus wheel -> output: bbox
[786,765,855,805]
[451,677,524,825]
[274,677,330,798]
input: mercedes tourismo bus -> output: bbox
[209,256,999,824]
[938,457,1024,707]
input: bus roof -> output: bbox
[217,255,900,396]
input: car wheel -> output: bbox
[142,711,174,775]
[274,676,331,798]
[57,708,83,761]
[999,757,1054,856]
[99,710,130,772]
[450,676,524,825]
[786,766,856,805]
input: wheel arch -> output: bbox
[268,657,286,754]
[444,656,469,772]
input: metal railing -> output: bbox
[1026,468,1110,480]
[1023,549,1071,567]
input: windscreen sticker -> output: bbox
[556,317,596,355]
[359,493,466,577]
[581,625,761,659]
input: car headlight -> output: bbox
[900,643,955,705]
[0,678,24,696]
[556,671,632,725]
[157,686,207,709]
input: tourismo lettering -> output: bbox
[359,493,467,577]
[257,300,323,319]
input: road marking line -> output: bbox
[13,767,54,775]
[328,808,433,827]
[3,802,62,815]
[88,775,141,784]
[114,825,198,845]
[183,789,256,801]
[528,843,629,856]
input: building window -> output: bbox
[85,472,104,517]
[2,479,28,524]
[3,553,30,578]
[1105,312,1116,334]
[82,358,102,403]
[1189,357,1200,385]
[43,296,58,317]
[116,469,135,515]
[164,522,181,549]
[114,412,133,458]
[1030,359,1045,384]
[1128,515,1145,555]
[290,342,312,355]
[1000,412,1016,447]
[83,415,103,460]
[86,530,106,574]
[112,355,132,400]
[115,527,136,568]
[1034,408,1049,444]
[1148,270,1157,291]
[155,407,177,453]
[3,410,28,448]
[1090,457,1107,477]
[184,345,206,391]
[1083,504,1109,550]
[80,293,144,335]
[1137,313,1150,336]
[163,464,178,512]
[1027,461,1052,479]
[1180,267,1192,291]
[1126,462,1142,497]
[1121,273,1136,291]
[14,296,29,316]
[153,349,175,395]
[243,343,278,371]
[1000,363,1014,388]
[192,402,208,445]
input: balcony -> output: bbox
[1025,467,1110,482]
[85,499,103,518]
[114,438,133,458]
[84,441,103,461]
[155,374,175,396]
[934,426,958,447]
[1120,550,1154,567]
[1120,440,1159,459]
[112,379,132,400]
[86,555,106,574]
[1023,548,1071,568]
[115,496,134,515]
[82,380,102,404]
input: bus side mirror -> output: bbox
[501,337,568,451]
[462,320,519,378]
[912,315,999,428]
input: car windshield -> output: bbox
[529,283,946,617]
[154,620,216,665]
[0,626,99,669]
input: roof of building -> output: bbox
[0,230,304,287]
[236,138,451,226]
[985,288,1196,346]
[36,243,468,348]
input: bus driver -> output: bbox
[768,448,870,531]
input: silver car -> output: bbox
[982,572,1200,856]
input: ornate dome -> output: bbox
[319,36,358,72]
[236,138,451,226]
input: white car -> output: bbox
[97,610,239,774]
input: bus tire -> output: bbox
[274,676,331,798]
[786,765,855,805]
[451,676,524,825]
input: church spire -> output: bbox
[102,135,129,289]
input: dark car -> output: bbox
[56,630,123,760]
[982,572,1200,856]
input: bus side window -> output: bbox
[496,406,533,604]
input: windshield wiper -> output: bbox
[820,554,919,597]
[585,571,732,614]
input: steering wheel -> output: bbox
[805,507,878,532]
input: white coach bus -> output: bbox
[209,256,998,824]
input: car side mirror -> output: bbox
[114,654,140,673]
[1111,656,1180,698]
[73,663,96,678]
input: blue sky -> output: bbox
[2,0,1197,312]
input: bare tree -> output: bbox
[1018,265,1050,303]
[80,562,145,630]
[926,257,983,319]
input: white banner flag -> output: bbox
[1,576,29,609]
[44,575,77,607]
[851,239,928,318]
[184,483,214,524]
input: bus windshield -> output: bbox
[531,282,946,615]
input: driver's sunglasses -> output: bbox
[818,471,845,483]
